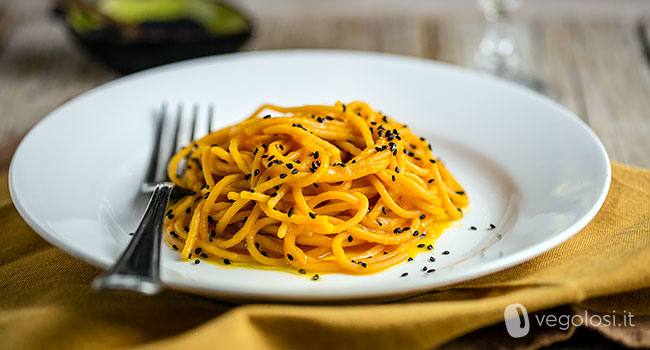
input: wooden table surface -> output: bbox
[1,0,650,172]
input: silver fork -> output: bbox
[92,103,213,294]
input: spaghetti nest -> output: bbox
[164,101,468,274]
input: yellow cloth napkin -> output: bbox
[1,163,649,350]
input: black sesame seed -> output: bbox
[280,173,288,179]
[442,250,450,255]
[470,226,477,230]
[195,248,202,254]
[201,253,208,258]
[429,256,436,262]
[326,116,334,121]
[429,159,436,163]
[428,179,435,183]
[224,258,231,265]
[427,244,433,250]
[401,272,408,277]
[403,227,410,231]
[313,183,319,188]
[261,251,268,257]
[407,257,413,262]
[317,117,324,123]
[314,151,320,159]
[427,269,436,273]
[395,166,400,173]
[417,244,425,248]
[167,214,174,219]
[422,266,428,271]
[347,235,353,242]
[250,189,255,193]
[208,236,213,242]
[184,226,189,232]
[361,262,367,268]
[254,169,260,176]
[286,163,294,169]
[489,224,496,229]
[392,175,396,182]
[185,207,191,214]
[263,114,271,119]
[291,169,299,175]
[207,216,214,224]
[172,245,178,250]
[298,269,306,274]
[194,259,200,264]
[267,162,274,168]
[288,207,294,217]
[287,254,294,261]
[268,155,275,161]
[382,207,387,215]
[342,104,346,112]
[456,191,465,195]
[274,185,280,190]
[211,229,216,237]
[413,231,419,237]
[228,199,235,203]
[270,193,277,197]
[309,212,317,219]
[419,214,426,219]
[312,274,320,281]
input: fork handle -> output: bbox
[93,182,173,294]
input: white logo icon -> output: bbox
[504,303,530,338]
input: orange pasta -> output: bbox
[164,102,468,275]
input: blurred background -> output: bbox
[1,0,649,169]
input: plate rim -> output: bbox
[8,49,612,301]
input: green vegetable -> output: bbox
[66,7,107,34]
[67,0,249,35]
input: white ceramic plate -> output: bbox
[10,50,610,302]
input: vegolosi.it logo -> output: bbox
[504,303,635,338]
[504,303,530,338]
